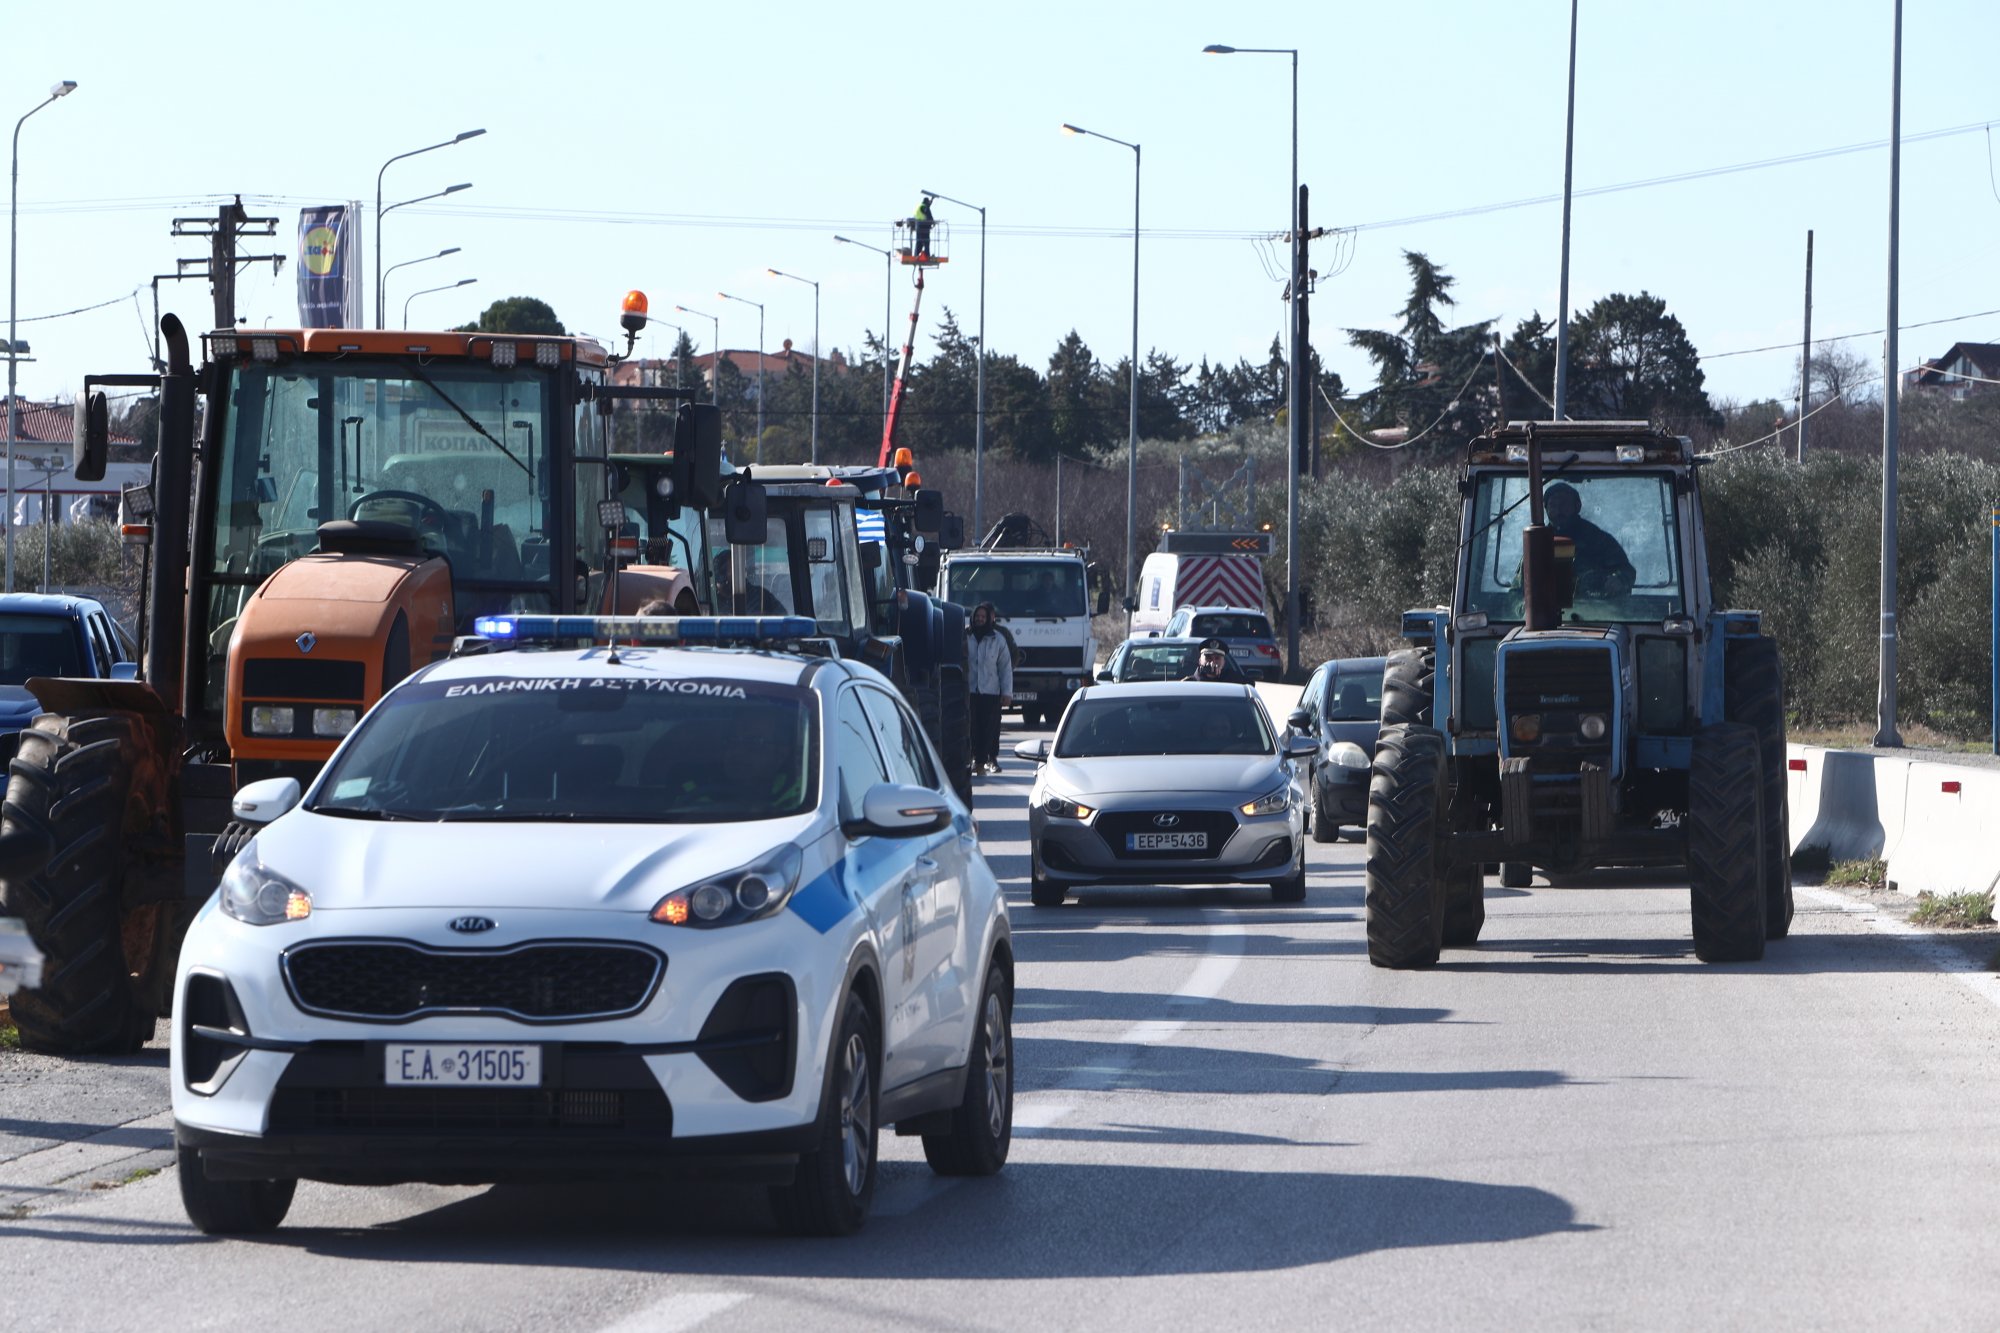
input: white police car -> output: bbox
[171,615,1013,1236]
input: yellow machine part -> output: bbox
[225,552,455,766]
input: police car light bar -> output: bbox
[472,614,819,645]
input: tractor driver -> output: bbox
[1543,482,1636,599]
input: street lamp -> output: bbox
[767,269,820,464]
[833,234,895,423]
[1062,122,1140,638]
[919,190,987,535]
[674,305,721,407]
[653,319,687,389]
[718,291,766,463]
[1205,42,1302,678]
[374,128,484,329]
[403,277,475,328]
[382,246,461,325]
[8,79,77,595]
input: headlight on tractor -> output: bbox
[1511,713,1542,743]
[651,844,803,928]
[312,707,359,738]
[1579,713,1608,741]
[249,705,295,737]
[219,851,312,926]
[1240,785,1290,817]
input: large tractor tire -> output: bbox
[1440,863,1486,947]
[1380,648,1435,729]
[0,712,167,1053]
[1687,722,1767,964]
[1364,724,1447,969]
[1725,635,1794,940]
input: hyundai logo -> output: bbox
[1152,813,1182,828]
[448,916,496,934]
[295,631,317,654]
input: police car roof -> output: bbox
[420,642,830,690]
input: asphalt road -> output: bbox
[6,716,2000,1330]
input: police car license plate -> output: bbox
[385,1044,541,1087]
[1128,832,1207,851]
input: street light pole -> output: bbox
[9,79,77,596]
[675,305,721,408]
[766,269,821,464]
[921,190,986,536]
[381,246,461,325]
[833,233,895,426]
[1204,42,1301,677]
[1877,0,1905,748]
[654,320,687,389]
[718,292,765,463]
[374,129,484,330]
[403,277,475,328]
[1554,0,1578,418]
[1062,124,1140,637]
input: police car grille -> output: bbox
[1096,810,1238,858]
[283,942,665,1022]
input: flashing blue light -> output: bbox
[473,614,818,646]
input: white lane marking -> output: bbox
[1015,908,1246,1131]
[596,1290,749,1333]
[1797,884,2000,1012]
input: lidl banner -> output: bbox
[297,206,361,328]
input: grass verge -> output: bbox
[1825,858,1889,891]
[1909,891,1996,929]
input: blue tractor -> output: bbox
[1366,421,1792,967]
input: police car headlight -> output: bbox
[1327,741,1371,770]
[218,850,312,926]
[1239,784,1290,817]
[651,844,803,929]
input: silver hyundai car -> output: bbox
[1014,682,1315,907]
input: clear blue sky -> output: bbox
[6,0,1996,418]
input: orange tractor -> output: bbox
[0,299,721,1052]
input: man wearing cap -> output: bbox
[1182,637,1250,683]
[1543,482,1636,598]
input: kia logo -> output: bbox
[448,916,496,934]
[1152,813,1181,828]
[295,631,317,654]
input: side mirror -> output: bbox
[1096,670,1114,683]
[109,661,139,681]
[1285,734,1319,759]
[1095,581,1111,617]
[1287,708,1312,731]
[912,488,944,535]
[939,514,965,549]
[1012,738,1050,763]
[671,403,725,511]
[231,777,302,826]
[844,782,952,839]
[859,541,883,573]
[723,479,768,546]
[73,391,109,483]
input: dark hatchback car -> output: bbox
[1160,606,1282,681]
[1291,655,1386,842]
[0,594,136,757]
[1098,636,1251,685]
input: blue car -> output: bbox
[0,594,137,755]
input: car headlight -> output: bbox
[651,844,803,928]
[218,849,312,926]
[1326,741,1371,770]
[1039,790,1096,820]
[1240,784,1291,817]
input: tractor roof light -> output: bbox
[489,340,518,368]
[250,336,279,362]
[211,335,241,359]
[535,342,562,367]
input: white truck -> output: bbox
[940,546,1106,728]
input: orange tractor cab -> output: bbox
[0,299,722,1052]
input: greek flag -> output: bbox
[856,508,886,543]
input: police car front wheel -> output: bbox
[771,992,879,1236]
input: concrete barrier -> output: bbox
[1787,743,2000,899]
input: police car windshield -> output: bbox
[309,673,817,823]
[1056,695,1273,758]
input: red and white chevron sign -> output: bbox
[1176,555,1264,610]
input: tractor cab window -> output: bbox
[610,460,708,596]
[1463,471,1685,624]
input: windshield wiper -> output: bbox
[402,364,532,476]
[307,806,424,821]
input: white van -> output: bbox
[1131,548,1269,637]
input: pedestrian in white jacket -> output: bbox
[965,602,1013,773]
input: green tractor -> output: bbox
[1366,421,1791,967]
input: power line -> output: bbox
[17,288,141,323]
[1704,306,2000,359]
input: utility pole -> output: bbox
[1799,229,1814,462]
[171,197,281,331]
[1285,183,1309,679]
[1553,0,1579,418]
[1876,0,1903,749]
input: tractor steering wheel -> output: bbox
[348,489,451,534]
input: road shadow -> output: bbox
[1012,1034,1574,1099]
[1009,924,1366,965]
[202,1161,1594,1277]
[1015,987,1454,1029]
[1436,929,1997,976]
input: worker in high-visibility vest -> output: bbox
[912,196,935,259]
